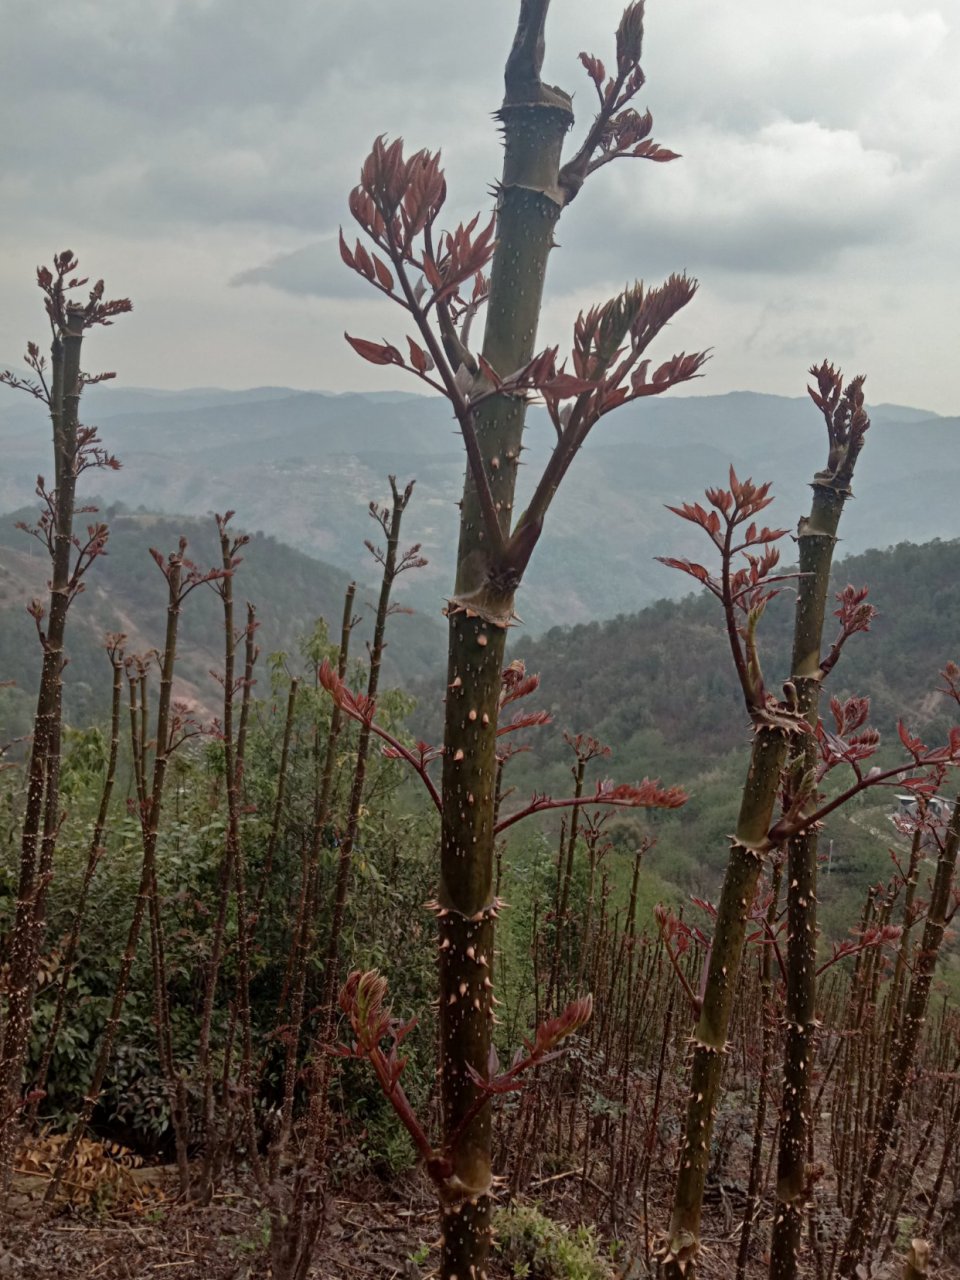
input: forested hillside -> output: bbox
[510,536,960,779]
[0,505,443,738]
[482,537,960,934]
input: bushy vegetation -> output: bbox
[494,1203,614,1279]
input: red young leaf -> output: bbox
[632,139,680,162]
[338,229,355,269]
[656,556,712,586]
[579,52,606,87]
[372,255,394,291]
[497,709,553,737]
[344,334,404,366]
[354,242,375,279]
[407,337,428,375]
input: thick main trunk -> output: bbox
[437,13,572,1274]
[769,484,848,1280]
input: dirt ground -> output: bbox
[2,1162,960,1279]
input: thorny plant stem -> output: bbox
[272,585,356,1173]
[253,675,301,924]
[662,382,867,1278]
[875,816,926,1108]
[196,522,247,1199]
[437,12,573,1264]
[920,1051,960,1233]
[289,485,415,1240]
[230,606,265,1192]
[339,6,702,1274]
[28,640,125,1121]
[320,479,414,1025]
[269,526,413,1280]
[147,858,191,1194]
[769,466,855,1279]
[736,860,783,1280]
[837,796,960,1277]
[44,550,187,1205]
[547,759,586,1013]
[0,321,82,1170]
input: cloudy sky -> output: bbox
[2,0,957,413]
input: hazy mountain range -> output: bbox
[2,374,957,633]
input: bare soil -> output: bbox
[3,1162,960,1279]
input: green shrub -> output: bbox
[494,1204,614,1280]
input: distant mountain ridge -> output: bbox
[2,379,956,632]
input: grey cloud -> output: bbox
[231,240,366,297]
[236,118,916,307]
[1,0,957,410]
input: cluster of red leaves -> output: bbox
[497,708,553,740]
[353,138,446,248]
[821,585,878,677]
[816,695,881,773]
[424,215,496,306]
[17,490,114,630]
[493,661,553,768]
[807,360,870,483]
[319,658,443,812]
[654,904,695,955]
[766,690,960,845]
[473,344,593,409]
[318,657,376,725]
[148,539,229,602]
[0,342,55,404]
[35,251,133,333]
[600,778,687,808]
[942,661,960,705]
[532,994,594,1054]
[561,3,679,201]
[342,137,493,320]
[660,469,799,714]
[533,276,707,429]
[615,1,646,71]
[341,142,703,439]
[835,584,875,635]
[563,730,612,766]
[332,970,437,1171]
[896,721,960,775]
[1,363,122,473]
[380,738,444,771]
[660,468,789,605]
[500,658,540,708]
[666,474,789,687]
[818,924,903,978]
[654,903,713,1014]
[335,969,418,1068]
[467,995,594,1098]
[334,970,593,1188]
[75,425,121,475]
[318,655,685,831]
[495,775,686,836]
